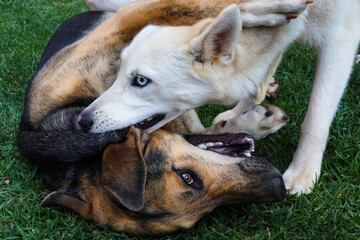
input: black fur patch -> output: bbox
[145,149,167,181]
[38,11,107,70]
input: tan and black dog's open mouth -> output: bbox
[185,133,255,157]
[135,114,166,130]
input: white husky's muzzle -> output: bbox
[77,88,184,133]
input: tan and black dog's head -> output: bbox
[41,126,285,235]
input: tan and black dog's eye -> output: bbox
[182,173,194,185]
[132,75,151,87]
[174,168,203,190]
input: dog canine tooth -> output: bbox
[244,152,252,157]
[215,142,224,146]
[242,137,255,152]
[197,144,207,149]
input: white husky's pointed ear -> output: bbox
[191,4,242,65]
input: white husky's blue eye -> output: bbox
[133,75,151,87]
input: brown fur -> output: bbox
[41,126,285,235]
[27,0,257,128]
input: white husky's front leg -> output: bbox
[283,36,360,195]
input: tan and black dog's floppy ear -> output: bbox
[101,126,147,211]
[191,4,242,65]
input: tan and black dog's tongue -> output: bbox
[185,133,255,157]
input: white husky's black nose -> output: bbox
[77,112,93,131]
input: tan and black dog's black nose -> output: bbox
[268,175,286,201]
[236,158,286,203]
[77,113,93,131]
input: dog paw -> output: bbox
[210,105,289,139]
[266,78,280,98]
[283,167,318,195]
[247,105,290,139]
[356,54,360,64]
[241,0,312,27]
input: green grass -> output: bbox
[1,0,359,239]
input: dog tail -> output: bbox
[41,191,93,219]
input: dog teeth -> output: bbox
[242,137,255,152]
[146,116,153,121]
[197,144,207,149]
[242,137,253,144]
[206,142,215,147]
[244,152,252,157]
[197,142,224,150]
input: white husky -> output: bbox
[81,0,360,195]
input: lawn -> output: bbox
[1,0,359,239]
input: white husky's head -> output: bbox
[79,5,243,133]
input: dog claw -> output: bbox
[286,14,298,19]
[265,111,274,117]
[266,78,280,98]
[282,116,290,122]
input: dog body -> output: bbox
[80,0,360,194]
[18,0,301,164]
[40,125,286,235]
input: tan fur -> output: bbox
[27,0,299,128]
[41,126,284,235]
[28,0,243,127]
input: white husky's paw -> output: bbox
[241,0,312,27]
[283,166,319,195]
[211,105,289,139]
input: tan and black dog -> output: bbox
[40,124,286,235]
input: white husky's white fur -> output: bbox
[82,0,360,195]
